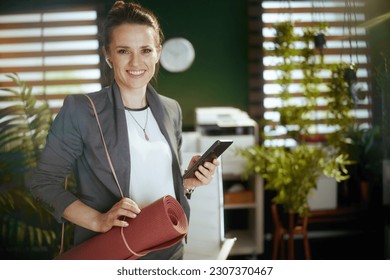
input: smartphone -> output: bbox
[183,140,233,179]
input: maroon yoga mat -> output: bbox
[56,195,188,260]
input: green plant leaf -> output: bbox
[1,73,58,258]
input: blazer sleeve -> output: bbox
[28,95,84,222]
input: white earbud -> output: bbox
[105,56,113,69]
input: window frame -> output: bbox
[0,5,105,114]
[248,0,372,146]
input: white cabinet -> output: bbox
[182,107,264,258]
[182,129,264,258]
[182,152,236,260]
[182,152,224,259]
[223,174,264,256]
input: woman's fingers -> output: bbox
[183,158,220,189]
[194,170,211,184]
[113,198,141,219]
[119,198,141,214]
[98,198,141,232]
[196,159,219,180]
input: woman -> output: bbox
[28,1,218,260]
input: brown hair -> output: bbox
[103,1,163,52]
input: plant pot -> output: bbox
[314,33,326,50]
[343,64,358,85]
[298,134,327,144]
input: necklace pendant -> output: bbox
[126,108,149,141]
[144,131,149,141]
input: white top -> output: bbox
[125,106,176,209]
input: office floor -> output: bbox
[228,228,384,260]
[228,185,388,260]
[229,216,385,260]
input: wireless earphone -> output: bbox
[105,56,113,69]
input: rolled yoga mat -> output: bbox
[57,195,188,260]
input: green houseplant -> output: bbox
[239,144,350,216]
[341,124,381,206]
[0,73,71,259]
[272,21,355,144]
[240,21,354,217]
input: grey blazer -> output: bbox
[28,82,190,249]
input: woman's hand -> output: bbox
[63,198,141,233]
[183,156,220,190]
[96,198,141,232]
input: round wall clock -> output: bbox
[160,37,195,73]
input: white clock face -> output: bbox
[160,38,195,73]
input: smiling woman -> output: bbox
[27,0,219,260]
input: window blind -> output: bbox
[248,0,372,146]
[0,7,102,114]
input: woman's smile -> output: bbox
[127,69,146,78]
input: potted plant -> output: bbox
[252,21,354,215]
[342,124,381,206]
[238,143,350,260]
[239,21,355,258]
[238,144,350,217]
[0,73,72,259]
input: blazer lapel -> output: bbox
[97,83,131,198]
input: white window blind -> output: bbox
[0,7,101,113]
[248,0,372,146]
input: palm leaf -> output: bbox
[0,106,27,118]
[0,73,60,259]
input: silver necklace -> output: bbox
[126,107,149,141]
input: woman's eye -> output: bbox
[118,49,130,54]
[142,48,152,54]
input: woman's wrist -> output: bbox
[91,213,105,232]
[184,185,195,194]
[64,200,105,232]
[183,180,196,198]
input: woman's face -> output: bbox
[107,24,160,93]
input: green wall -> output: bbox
[365,0,390,126]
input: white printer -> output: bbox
[195,107,258,176]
